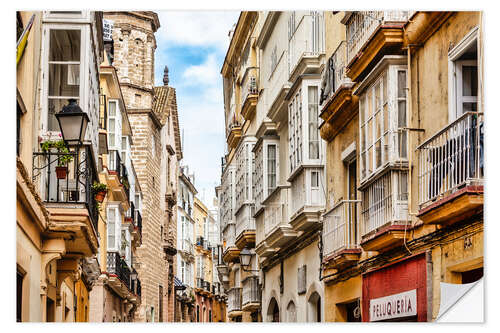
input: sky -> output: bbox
[153,11,240,209]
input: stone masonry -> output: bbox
[104,11,167,322]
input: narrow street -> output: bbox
[15,10,484,323]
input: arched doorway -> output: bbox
[307,292,321,322]
[286,301,297,322]
[267,297,280,322]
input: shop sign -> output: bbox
[369,289,417,321]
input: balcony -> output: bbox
[319,41,358,142]
[240,67,259,121]
[235,205,256,250]
[32,145,99,256]
[130,272,142,299]
[227,287,242,317]
[322,200,362,269]
[417,112,484,225]
[181,238,194,258]
[344,11,409,81]
[359,170,410,252]
[196,277,204,291]
[222,224,240,263]
[267,49,291,123]
[242,276,260,312]
[262,186,297,251]
[106,150,130,206]
[288,12,325,83]
[106,251,132,298]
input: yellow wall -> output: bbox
[324,275,361,322]
[75,280,90,322]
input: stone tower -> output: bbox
[103,11,167,322]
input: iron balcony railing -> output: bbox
[127,200,135,223]
[32,145,99,232]
[183,238,194,254]
[240,67,259,107]
[136,210,142,237]
[346,11,409,65]
[242,276,260,306]
[361,170,409,236]
[320,41,351,106]
[108,150,123,178]
[227,287,242,313]
[417,112,484,208]
[322,200,361,257]
[107,251,131,291]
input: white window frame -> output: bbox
[358,62,408,183]
[448,26,479,122]
[107,99,121,150]
[107,204,121,251]
[43,11,89,22]
[41,24,86,134]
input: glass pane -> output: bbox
[463,102,478,112]
[366,89,373,119]
[367,118,373,146]
[359,96,365,124]
[49,64,79,96]
[375,111,382,139]
[398,71,406,98]
[375,140,381,168]
[361,152,366,179]
[375,83,381,110]
[109,101,116,117]
[383,103,389,133]
[383,133,389,163]
[367,147,373,174]
[399,131,407,158]
[360,124,365,151]
[311,171,319,187]
[398,101,406,128]
[48,98,79,131]
[49,29,81,62]
[462,65,478,97]
[383,72,388,103]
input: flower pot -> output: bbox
[95,191,107,203]
[55,166,68,179]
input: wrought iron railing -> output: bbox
[242,276,260,306]
[32,145,99,232]
[227,287,242,313]
[127,200,135,223]
[417,112,484,208]
[346,11,409,65]
[108,150,122,178]
[320,41,351,106]
[107,251,131,290]
[130,268,141,297]
[322,200,361,257]
[240,67,258,107]
[136,211,142,237]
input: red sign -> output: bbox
[362,253,427,322]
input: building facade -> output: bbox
[319,11,484,322]
[17,10,104,322]
[218,11,327,322]
[88,48,143,322]
[103,11,181,322]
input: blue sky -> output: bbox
[153,11,240,209]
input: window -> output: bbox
[46,29,81,131]
[121,136,127,166]
[107,100,119,148]
[288,12,296,41]
[308,86,319,159]
[288,89,303,172]
[287,301,297,322]
[359,64,407,181]
[181,260,185,282]
[267,144,277,194]
[159,285,163,322]
[107,207,118,250]
[297,265,306,294]
[449,28,479,121]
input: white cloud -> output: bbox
[156,11,239,53]
[182,53,220,87]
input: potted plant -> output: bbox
[41,140,73,179]
[92,182,108,203]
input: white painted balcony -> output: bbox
[227,287,242,314]
[242,276,260,311]
[287,12,325,81]
[322,200,361,258]
[418,112,484,208]
[345,11,409,65]
[360,169,409,237]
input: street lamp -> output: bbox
[217,264,229,276]
[239,248,259,272]
[130,269,138,281]
[55,98,89,146]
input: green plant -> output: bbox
[120,177,130,189]
[41,140,73,166]
[92,182,108,193]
